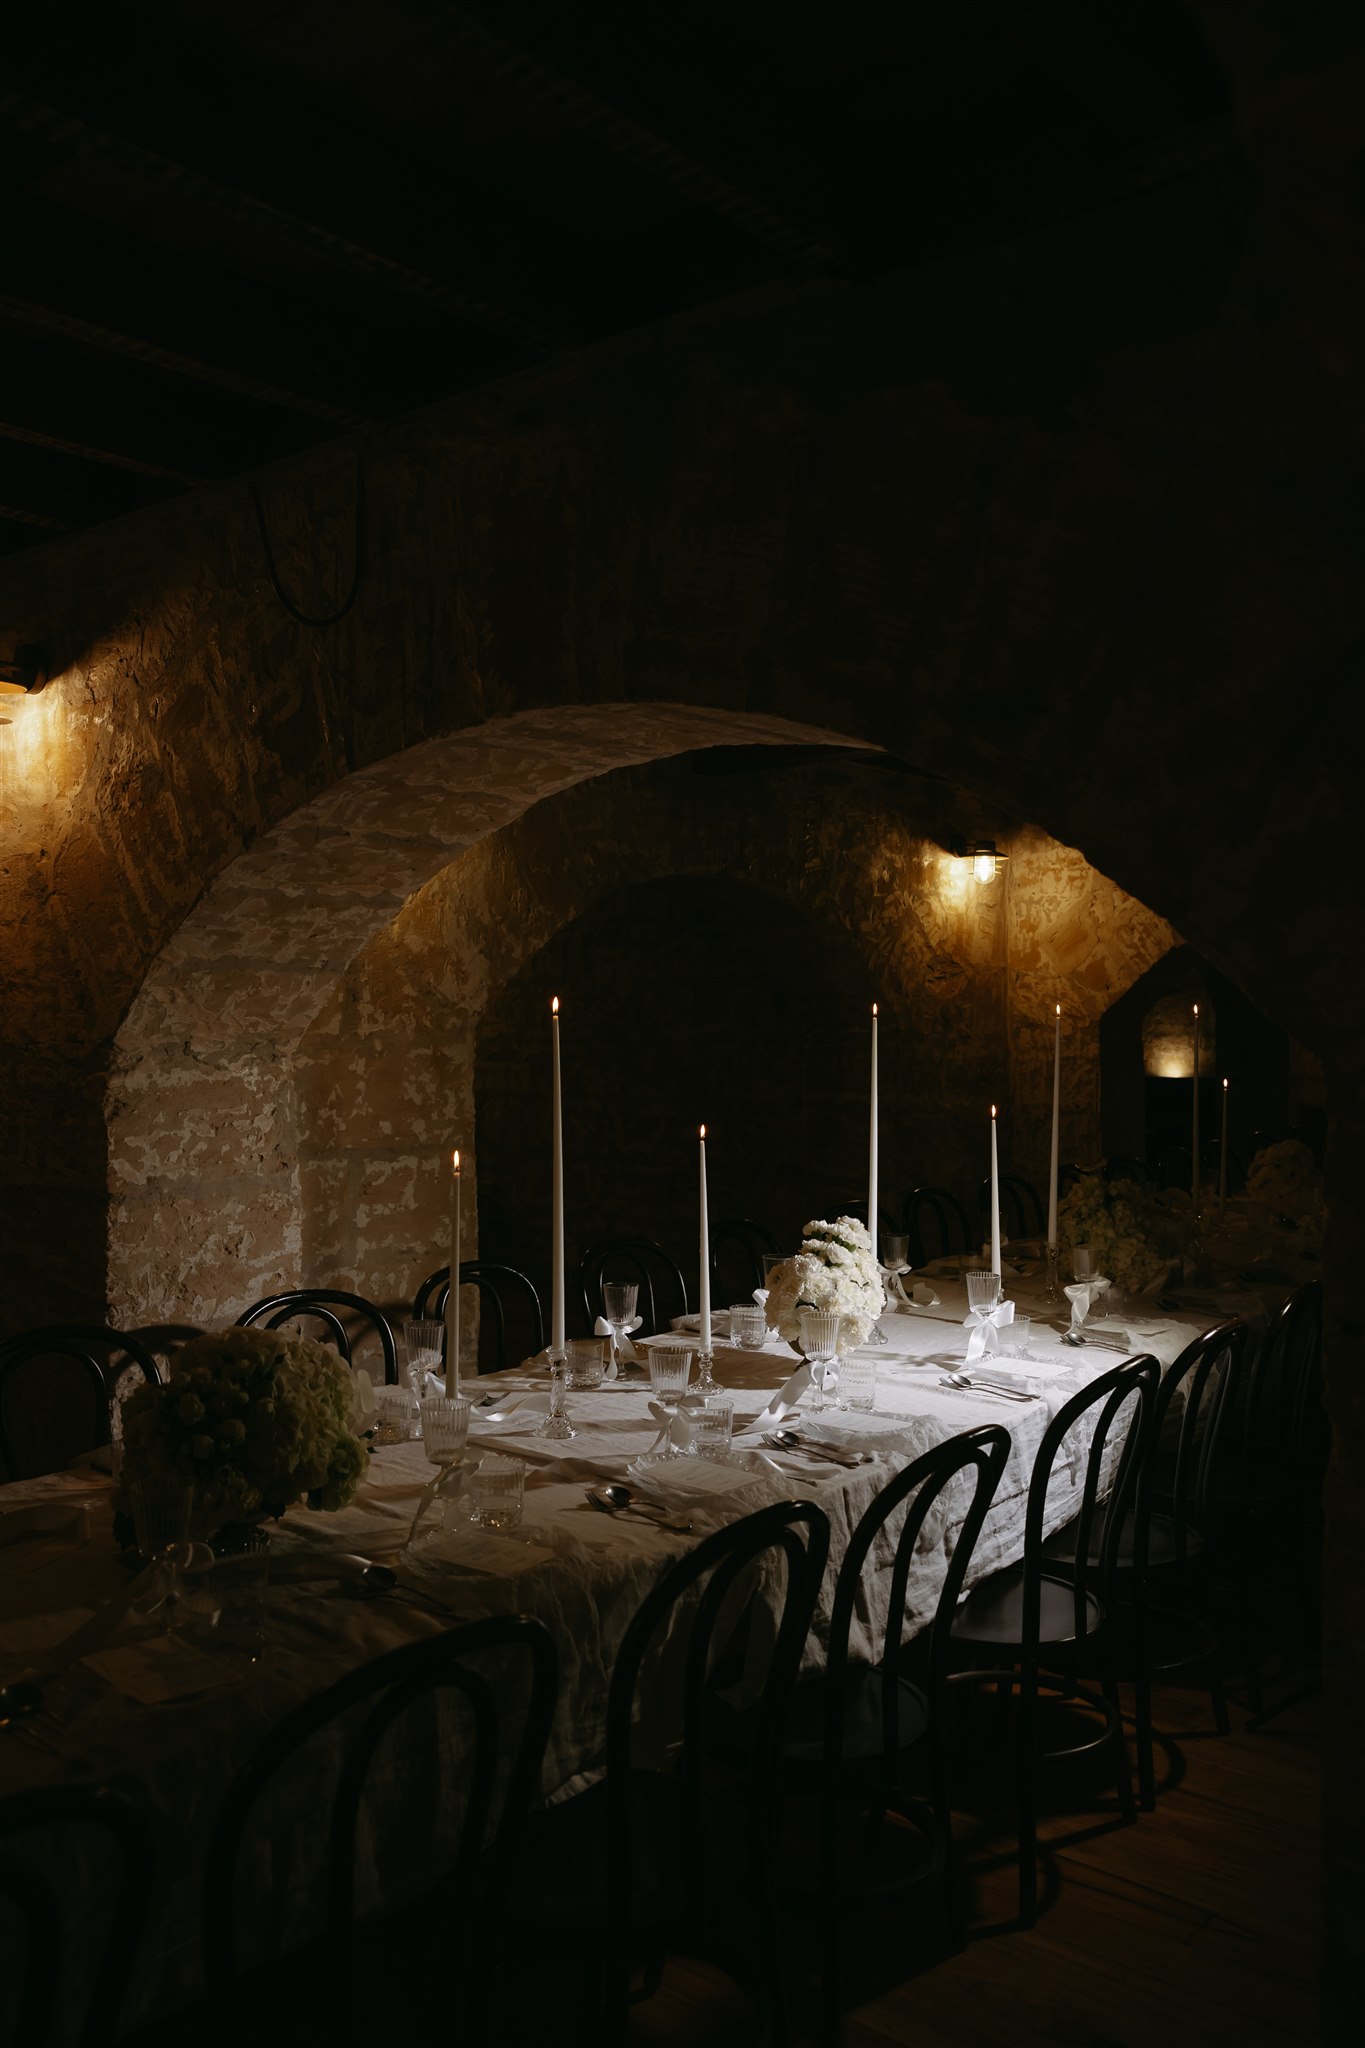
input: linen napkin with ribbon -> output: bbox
[963,1297,1015,1362]
[595,1315,642,1378]
[1063,1278,1112,1339]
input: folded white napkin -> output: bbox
[0,1501,91,1548]
[963,1298,1015,1363]
[747,1363,813,1432]
[1064,1279,1112,1337]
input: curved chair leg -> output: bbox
[1017,1659,1039,1928]
[1099,1646,1137,1826]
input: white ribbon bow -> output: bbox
[963,1297,1016,1363]
[349,1365,377,1425]
[1064,1278,1112,1337]
[645,1397,697,1457]
[881,1260,914,1306]
[595,1314,642,1378]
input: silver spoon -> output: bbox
[938,1372,1036,1401]
[586,1486,693,1535]
[768,1428,870,1467]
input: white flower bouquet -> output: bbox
[764,1217,885,1352]
[1246,1140,1325,1256]
[114,1327,367,1539]
[1058,1172,1172,1293]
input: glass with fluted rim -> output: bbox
[565,1338,606,1390]
[601,1281,640,1376]
[648,1344,693,1457]
[797,1309,842,1413]
[728,1303,768,1350]
[469,1454,526,1530]
[420,1394,471,1464]
[837,1352,878,1413]
[404,1320,444,1402]
[965,1270,1002,1312]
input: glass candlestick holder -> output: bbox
[1044,1244,1062,1303]
[536,1352,576,1440]
[694,1347,717,1396]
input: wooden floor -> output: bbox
[627,1666,1322,2048]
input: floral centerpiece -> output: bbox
[764,1216,884,1353]
[1246,1140,1325,1257]
[1057,1172,1175,1293]
[114,1327,367,1543]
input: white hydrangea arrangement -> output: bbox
[114,1327,367,1539]
[1057,1173,1171,1293]
[1246,1140,1325,1256]
[764,1216,885,1353]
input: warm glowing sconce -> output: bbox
[0,645,47,698]
[949,839,1007,883]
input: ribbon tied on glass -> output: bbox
[1063,1278,1112,1340]
[594,1314,642,1378]
[963,1295,1016,1363]
[646,1396,698,1457]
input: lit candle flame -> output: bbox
[452,1148,460,1172]
[1223,1077,1229,1091]
[700,1123,706,1139]
[1193,1003,1199,1017]
[551,995,559,1016]
[991,1103,997,1119]
[1056,1003,1061,1017]
[872,1002,878,1016]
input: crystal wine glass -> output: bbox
[602,1280,640,1378]
[648,1344,693,1457]
[797,1308,842,1414]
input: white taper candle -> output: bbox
[446,1148,461,1396]
[1047,1004,1061,1248]
[990,1104,1001,1278]
[1219,1077,1229,1210]
[699,1124,711,1351]
[551,997,565,1355]
[868,1003,879,1264]
[1192,1004,1201,1206]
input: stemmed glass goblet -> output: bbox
[602,1280,640,1379]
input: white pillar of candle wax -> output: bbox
[990,1105,1001,1278]
[446,1149,461,1396]
[699,1125,711,1350]
[867,1004,879,1264]
[1219,1077,1229,1209]
[1047,1004,1061,1247]
[551,998,565,1355]
[1192,1004,1201,1205]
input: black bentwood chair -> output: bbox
[977,1174,1046,1240]
[0,1784,154,2047]
[724,1427,1010,2046]
[709,1217,777,1299]
[949,1355,1158,1927]
[191,1618,556,2048]
[578,1238,690,1337]
[1045,1321,1247,1808]
[0,1324,162,1482]
[522,1500,830,2047]
[236,1289,399,1385]
[901,1186,973,1268]
[412,1261,545,1372]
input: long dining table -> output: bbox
[0,1260,1270,2029]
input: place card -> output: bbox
[82,1639,240,1706]
[412,1531,557,1577]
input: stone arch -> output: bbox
[106,704,875,1325]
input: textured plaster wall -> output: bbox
[282,756,1172,1338]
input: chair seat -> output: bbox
[950,1564,1102,1650]
[522,1773,748,1933]
[1042,1509,1201,1574]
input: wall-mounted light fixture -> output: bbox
[0,645,47,698]
[950,839,1008,883]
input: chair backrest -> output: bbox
[203,1616,556,1995]
[1248,1279,1325,1502]
[1143,1318,1247,1568]
[0,1784,153,2047]
[1023,1355,1158,1653]
[901,1186,972,1267]
[0,1325,162,1481]
[825,1426,1011,1776]
[976,1174,1045,1239]
[708,1217,776,1300]
[412,1263,546,1372]
[603,1501,829,1925]
[579,1238,690,1337]
[236,1290,398,1385]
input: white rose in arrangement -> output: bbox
[764,1215,885,1352]
[1246,1140,1325,1256]
[1058,1173,1171,1293]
